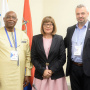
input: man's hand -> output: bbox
[23,76,30,87]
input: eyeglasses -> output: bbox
[5,16,17,20]
[43,23,53,27]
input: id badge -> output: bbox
[10,51,18,61]
[74,45,82,56]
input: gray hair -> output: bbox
[76,4,88,12]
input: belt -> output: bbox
[46,63,49,66]
[72,61,83,66]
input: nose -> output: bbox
[79,14,82,17]
[9,17,13,20]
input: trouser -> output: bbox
[70,63,90,90]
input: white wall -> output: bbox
[1,0,90,87]
[5,0,90,36]
[9,0,43,35]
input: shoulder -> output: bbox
[0,27,6,35]
[33,34,43,40]
[67,24,76,31]
[0,27,4,30]
[88,21,90,27]
[15,28,29,40]
[0,27,5,32]
[53,34,63,40]
[54,34,63,38]
[0,27,5,38]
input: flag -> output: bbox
[22,0,35,89]
[0,0,9,28]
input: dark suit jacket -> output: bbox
[31,34,66,80]
[64,22,90,76]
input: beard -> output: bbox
[78,18,87,24]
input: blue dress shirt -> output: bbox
[71,21,89,63]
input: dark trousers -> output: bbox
[70,63,90,90]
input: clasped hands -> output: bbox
[42,70,53,79]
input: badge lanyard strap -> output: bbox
[5,28,19,66]
[11,31,17,51]
[5,28,17,49]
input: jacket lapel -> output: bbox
[38,35,46,55]
[69,25,76,45]
[48,35,57,57]
[84,22,90,47]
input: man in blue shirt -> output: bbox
[64,4,90,90]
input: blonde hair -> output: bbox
[41,16,57,35]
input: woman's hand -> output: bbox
[42,70,53,79]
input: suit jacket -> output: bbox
[31,34,66,80]
[64,22,90,76]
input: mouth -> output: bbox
[46,29,50,31]
[46,28,51,30]
[78,18,84,20]
[8,21,14,25]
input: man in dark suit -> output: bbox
[64,4,90,90]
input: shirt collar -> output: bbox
[76,20,89,29]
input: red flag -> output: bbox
[22,0,35,87]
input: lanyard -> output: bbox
[5,28,19,66]
[5,28,17,49]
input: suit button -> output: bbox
[46,63,49,66]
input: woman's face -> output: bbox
[43,22,53,35]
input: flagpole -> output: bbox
[22,0,35,89]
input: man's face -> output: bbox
[75,7,89,24]
[3,11,18,28]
